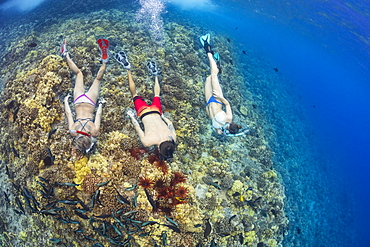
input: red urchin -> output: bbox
[170,172,187,186]
[175,185,189,199]
[154,160,169,174]
[138,177,154,189]
[154,178,167,189]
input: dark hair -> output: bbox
[74,135,92,152]
[159,140,176,159]
[228,122,241,134]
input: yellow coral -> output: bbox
[262,170,277,179]
[244,231,256,246]
[73,156,90,190]
[267,238,277,247]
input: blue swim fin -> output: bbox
[213,52,220,63]
[199,33,210,46]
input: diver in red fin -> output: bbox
[60,39,67,57]
[97,39,109,63]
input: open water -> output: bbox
[0,0,369,246]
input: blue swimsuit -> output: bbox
[206,96,223,106]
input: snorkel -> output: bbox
[221,123,249,137]
[69,130,95,153]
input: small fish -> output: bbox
[46,147,55,162]
[161,231,167,246]
[77,197,90,212]
[90,190,100,208]
[144,188,157,210]
[28,42,37,47]
[112,224,123,236]
[96,180,110,187]
[75,208,88,214]
[12,182,20,191]
[56,218,70,224]
[38,176,49,183]
[93,214,111,219]
[54,182,80,187]
[162,224,181,233]
[273,67,279,72]
[41,209,59,216]
[74,210,89,219]
[49,238,62,243]
[125,183,137,191]
[84,235,98,241]
[11,147,19,158]
[230,60,233,65]
[227,38,231,43]
[15,196,25,213]
[13,209,23,215]
[142,221,158,227]
[74,228,84,233]
[254,197,262,203]
[115,188,130,205]
[242,50,247,55]
[204,219,212,238]
[139,232,150,237]
[229,215,236,224]
[5,165,13,179]
[44,201,58,209]
[13,106,19,122]
[209,182,221,190]
[48,129,57,139]
[58,200,80,205]
[235,27,238,30]
[194,224,202,228]
[3,191,10,204]
[164,215,179,228]
[133,192,138,207]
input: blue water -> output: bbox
[1,0,369,246]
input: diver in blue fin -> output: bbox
[200,33,249,137]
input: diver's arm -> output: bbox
[93,103,103,136]
[129,115,146,142]
[223,100,233,120]
[213,90,233,120]
[64,95,74,130]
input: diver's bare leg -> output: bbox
[207,53,223,96]
[128,70,137,97]
[86,63,106,103]
[204,76,213,103]
[154,76,160,97]
[66,53,84,99]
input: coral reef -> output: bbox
[0,6,287,247]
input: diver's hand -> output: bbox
[213,90,226,103]
[64,94,71,103]
[127,109,135,118]
[98,98,106,105]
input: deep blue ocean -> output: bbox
[1,0,369,246]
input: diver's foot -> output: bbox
[115,51,131,69]
[97,39,109,63]
[200,33,212,53]
[60,39,67,57]
[147,61,159,76]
